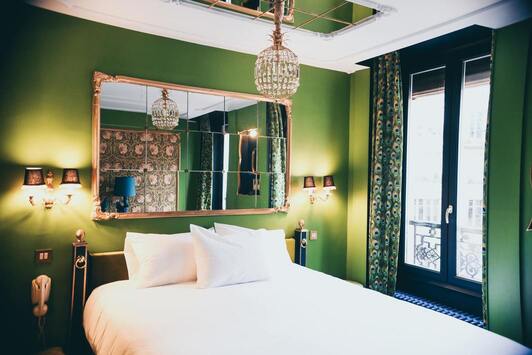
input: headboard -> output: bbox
[87,238,296,295]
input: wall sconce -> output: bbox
[303,175,336,204]
[114,176,136,213]
[22,168,81,209]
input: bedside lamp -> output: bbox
[22,168,45,206]
[114,176,136,213]
[303,176,317,204]
[60,168,81,204]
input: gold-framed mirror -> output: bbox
[189,0,295,24]
[91,72,292,220]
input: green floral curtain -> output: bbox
[267,102,286,208]
[368,51,404,295]
[196,117,213,210]
[481,31,496,326]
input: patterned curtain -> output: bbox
[368,51,404,295]
[196,117,213,210]
[481,31,496,326]
[267,102,286,208]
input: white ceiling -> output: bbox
[29,0,532,73]
[101,81,257,119]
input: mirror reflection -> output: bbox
[97,80,288,216]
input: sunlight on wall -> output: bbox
[291,150,339,177]
[3,125,90,167]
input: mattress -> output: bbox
[84,265,529,355]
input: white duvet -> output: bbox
[84,265,529,355]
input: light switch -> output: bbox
[310,230,318,240]
[35,249,53,264]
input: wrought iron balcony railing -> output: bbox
[408,220,482,281]
[409,220,441,271]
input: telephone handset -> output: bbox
[31,275,51,317]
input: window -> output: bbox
[399,37,491,312]
[404,66,445,273]
[455,57,490,283]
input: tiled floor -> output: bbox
[394,290,485,328]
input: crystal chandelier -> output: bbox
[255,0,300,100]
[151,89,179,130]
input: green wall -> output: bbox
[346,69,370,284]
[522,23,532,348]
[345,4,373,285]
[487,19,532,344]
[0,5,349,351]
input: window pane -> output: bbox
[404,67,445,272]
[455,56,490,283]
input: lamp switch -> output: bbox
[310,230,318,240]
[35,249,53,264]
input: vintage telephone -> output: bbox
[32,274,51,317]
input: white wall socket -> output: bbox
[310,230,318,240]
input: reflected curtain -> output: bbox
[267,102,286,208]
[197,117,213,210]
[368,51,404,295]
[481,31,496,326]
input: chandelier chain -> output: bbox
[254,0,300,100]
[272,0,284,48]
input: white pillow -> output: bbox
[190,225,270,288]
[214,223,293,272]
[124,232,196,288]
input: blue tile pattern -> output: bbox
[394,290,485,328]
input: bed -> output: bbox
[83,257,529,355]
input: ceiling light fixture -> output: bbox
[255,0,300,100]
[151,89,179,130]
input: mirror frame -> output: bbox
[193,0,295,24]
[91,71,292,220]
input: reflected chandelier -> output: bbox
[151,89,179,130]
[255,0,300,100]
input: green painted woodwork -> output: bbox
[519,22,532,348]
[101,109,148,129]
[345,4,374,285]
[486,19,531,343]
[346,69,370,284]
[0,4,349,351]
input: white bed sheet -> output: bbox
[84,265,529,355]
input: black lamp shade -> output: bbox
[303,176,316,189]
[61,168,81,186]
[323,175,336,190]
[23,168,45,186]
